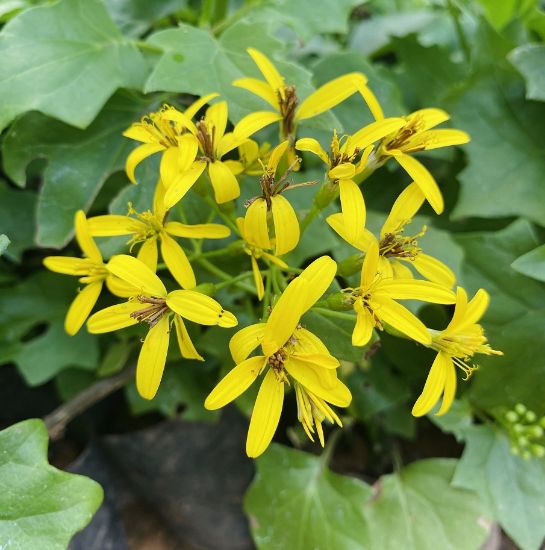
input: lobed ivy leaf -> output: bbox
[511,244,545,282]
[509,44,545,102]
[0,0,147,133]
[0,419,103,550]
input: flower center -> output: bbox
[130,295,170,328]
[127,207,165,248]
[196,120,216,161]
[141,106,180,148]
[278,85,298,137]
[379,228,424,259]
[266,348,290,383]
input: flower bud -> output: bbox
[515,403,527,415]
[531,444,545,458]
[505,411,518,423]
[337,254,363,277]
[325,292,353,311]
[525,410,537,422]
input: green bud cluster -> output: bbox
[501,403,545,460]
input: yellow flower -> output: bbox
[327,182,455,287]
[412,287,502,417]
[232,48,382,141]
[374,108,470,214]
[235,217,287,300]
[238,139,271,176]
[243,140,302,256]
[123,94,217,186]
[204,256,351,458]
[345,236,456,347]
[88,183,230,290]
[44,211,112,335]
[87,255,237,400]
[162,100,247,207]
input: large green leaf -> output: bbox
[509,44,545,102]
[511,244,545,281]
[453,425,545,550]
[0,419,103,549]
[245,444,489,549]
[2,93,157,248]
[0,0,147,133]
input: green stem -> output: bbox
[215,271,253,290]
[320,429,341,468]
[447,0,471,62]
[262,267,273,319]
[212,0,260,35]
[188,247,231,261]
[311,307,355,322]
[204,194,239,234]
[299,202,322,234]
[197,257,256,294]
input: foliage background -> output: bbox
[1,0,545,548]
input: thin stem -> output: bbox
[311,307,355,322]
[447,0,471,62]
[299,202,322,234]
[262,267,272,319]
[197,257,256,294]
[215,271,253,290]
[320,428,341,468]
[188,247,231,261]
[204,194,239,234]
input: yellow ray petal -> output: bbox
[261,252,288,268]
[123,123,154,143]
[233,77,279,109]
[87,215,144,237]
[360,236,379,288]
[352,304,374,346]
[160,107,198,135]
[390,260,412,279]
[291,353,339,369]
[436,358,457,416]
[153,182,167,221]
[75,210,102,262]
[246,369,285,458]
[329,163,356,180]
[217,132,249,159]
[184,92,219,120]
[163,160,206,209]
[229,323,267,363]
[176,132,200,173]
[339,179,366,244]
[105,274,137,298]
[107,254,166,297]
[136,315,170,400]
[208,160,241,203]
[412,352,450,417]
[381,182,425,237]
[126,143,164,184]
[370,294,431,345]
[350,118,406,150]
[379,256,395,279]
[247,48,284,92]
[174,315,203,361]
[271,195,299,256]
[166,290,237,327]
[411,254,456,287]
[377,279,455,303]
[64,281,102,335]
[233,111,283,140]
[160,233,195,289]
[322,379,352,407]
[205,101,228,141]
[407,128,470,151]
[294,327,331,355]
[159,146,180,188]
[43,256,91,275]
[451,288,490,333]
[357,83,385,121]
[445,286,468,333]
[165,221,230,239]
[137,237,158,272]
[325,213,371,251]
[251,256,265,300]
[87,301,141,333]
[204,355,264,410]
[295,137,329,164]
[266,140,289,174]
[393,153,444,215]
[245,198,271,249]
[410,108,450,131]
[296,73,367,121]
[299,255,337,311]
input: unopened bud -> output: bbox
[226,240,245,254]
[531,426,543,438]
[337,253,363,277]
[522,450,532,460]
[194,282,216,296]
[515,403,527,415]
[518,436,529,447]
[525,410,537,422]
[325,292,353,311]
[531,444,545,458]
[505,411,518,423]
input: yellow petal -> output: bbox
[174,315,203,361]
[137,237,158,272]
[357,83,385,121]
[126,143,164,184]
[246,369,284,458]
[381,182,425,237]
[233,111,282,140]
[299,255,337,311]
[339,179,366,244]
[294,327,330,355]
[217,132,248,158]
[445,287,469,333]
[407,129,470,151]
[266,140,289,174]
[394,153,444,215]
[105,274,137,298]
[295,137,329,164]
[251,256,265,300]
[107,254,166,297]
[233,77,279,109]
[390,260,412,279]
[166,290,237,327]
[410,108,450,131]
[325,213,371,251]
[87,215,144,237]
[291,353,339,369]
[271,195,299,255]
[377,279,455,304]
[160,107,197,135]
[379,256,395,279]
[208,161,240,203]
[262,277,308,357]
[450,288,490,333]
[412,352,450,417]
[204,355,264,410]
[436,358,457,416]
[205,101,228,141]
[136,315,170,400]
[160,233,195,289]
[163,160,206,209]
[43,256,91,276]
[184,92,219,120]
[350,118,406,150]
[245,198,271,249]
[229,323,267,363]
[123,123,154,143]
[86,301,141,333]
[412,254,456,287]
[261,252,288,268]
[352,304,374,346]
[370,294,431,345]
[159,146,180,188]
[247,48,284,92]
[64,281,102,335]
[296,73,367,121]
[165,221,230,239]
[176,133,200,173]
[153,182,167,221]
[75,210,102,262]
[329,163,355,181]
[360,236,379,288]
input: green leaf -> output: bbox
[2,93,156,248]
[245,444,489,550]
[0,419,103,549]
[0,0,147,132]
[511,243,545,282]
[475,0,537,30]
[0,234,10,256]
[509,44,545,102]
[453,425,545,550]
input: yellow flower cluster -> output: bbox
[44,48,501,458]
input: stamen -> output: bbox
[278,86,298,137]
[130,295,170,328]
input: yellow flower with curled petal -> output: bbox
[412,287,502,417]
[346,236,456,347]
[44,210,116,335]
[235,217,287,300]
[243,140,304,256]
[327,182,455,287]
[162,100,247,207]
[87,255,237,400]
[123,94,217,187]
[232,48,382,142]
[87,183,230,290]
[204,256,351,457]
[238,139,271,176]
[373,108,470,215]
